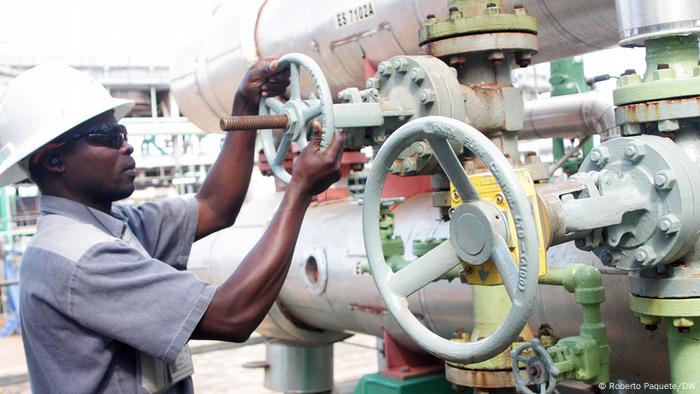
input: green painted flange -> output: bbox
[630,294,700,317]
[420,7,537,46]
[613,74,700,105]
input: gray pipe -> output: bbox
[170,0,618,132]
[520,91,617,140]
[188,191,669,383]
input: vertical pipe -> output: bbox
[150,86,158,119]
[0,188,12,245]
[549,57,591,169]
[666,317,700,393]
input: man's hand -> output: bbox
[289,122,345,198]
[235,57,291,109]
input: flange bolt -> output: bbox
[654,170,676,190]
[366,77,380,90]
[658,214,680,234]
[589,147,610,167]
[624,141,645,163]
[634,246,656,267]
[377,61,393,77]
[409,67,426,84]
[419,89,436,105]
[391,57,409,73]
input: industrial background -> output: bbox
[2,0,700,393]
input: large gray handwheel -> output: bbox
[362,116,540,363]
[259,53,335,184]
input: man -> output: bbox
[0,58,344,393]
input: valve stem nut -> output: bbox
[419,89,436,105]
[624,141,646,163]
[658,214,680,235]
[589,146,610,167]
[654,170,676,190]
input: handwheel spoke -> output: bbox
[491,235,519,299]
[273,134,292,166]
[388,240,460,298]
[265,97,285,114]
[289,63,301,100]
[303,102,323,122]
[428,138,480,202]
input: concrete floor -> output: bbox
[0,334,379,393]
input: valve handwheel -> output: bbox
[511,339,559,394]
[259,53,335,184]
[362,116,540,363]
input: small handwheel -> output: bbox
[362,116,540,363]
[259,53,335,184]
[511,339,559,394]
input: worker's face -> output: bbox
[59,112,136,204]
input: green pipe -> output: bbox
[666,317,700,393]
[644,34,700,81]
[549,57,592,171]
[539,264,610,383]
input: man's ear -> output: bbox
[41,152,64,173]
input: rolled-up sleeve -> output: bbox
[68,240,216,364]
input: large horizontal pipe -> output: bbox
[520,91,617,140]
[188,186,669,383]
[170,0,619,132]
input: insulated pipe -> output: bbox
[188,190,671,383]
[170,0,618,132]
[520,91,616,140]
[615,0,700,46]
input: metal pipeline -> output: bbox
[520,91,616,140]
[170,0,618,132]
[188,186,670,383]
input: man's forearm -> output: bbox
[194,93,259,239]
[193,185,312,341]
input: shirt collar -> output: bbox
[39,195,128,238]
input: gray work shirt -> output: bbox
[20,195,217,393]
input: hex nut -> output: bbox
[634,245,657,267]
[654,170,676,190]
[377,61,393,77]
[419,89,436,105]
[391,57,409,73]
[589,147,610,167]
[624,141,646,163]
[658,214,680,234]
[365,77,380,89]
[672,317,694,329]
[409,67,426,84]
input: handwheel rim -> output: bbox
[259,53,335,184]
[362,116,539,363]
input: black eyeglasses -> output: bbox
[61,122,128,149]
[31,123,128,164]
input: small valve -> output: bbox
[511,338,559,394]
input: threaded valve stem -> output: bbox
[220,114,289,131]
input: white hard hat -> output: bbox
[0,63,134,186]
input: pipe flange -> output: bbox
[372,55,466,176]
[578,135,700,270]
